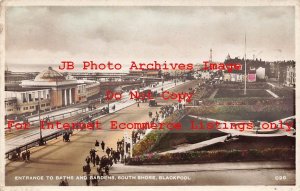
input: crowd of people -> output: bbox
[78,138,127,186]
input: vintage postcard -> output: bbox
[0,0,299,190]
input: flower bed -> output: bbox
[128,148,295,165]
[132,109,188,156]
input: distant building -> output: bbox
[5,70,39,85]
[223,72,244,82]
[248,69,256,82]
[256,67,266,80]
[129,69,161,78]
[223,73,231,81]
[285,66,295,87]
[5,87,51,116]
[200,71,211,79]
[77,80,101,100]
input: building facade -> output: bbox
[5,67,100,117]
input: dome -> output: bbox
[34,67,66,82]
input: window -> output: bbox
[22,93,26,103]
[23,107,28,110]
[29,94,33,102]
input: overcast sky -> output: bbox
[6,6,295,72]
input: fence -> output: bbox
[5,129,65,160]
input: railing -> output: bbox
[24,108,88,124]
[5,130,65,160]
[5,107,110,160]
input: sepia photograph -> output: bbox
[1,0,298,189]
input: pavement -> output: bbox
[266,89,279,98]
[159,135,228,154]
[209,89,219,99]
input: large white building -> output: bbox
[5,67,100,117]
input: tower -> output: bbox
[226,53,231,60]
[209,48,212,62]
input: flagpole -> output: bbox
[244,33,247,95]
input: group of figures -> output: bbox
[76,138,127,186]
[10,148,31,162]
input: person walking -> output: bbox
[91,175,98,186]
[85,173,90,186]
[106,147,111,156]
[95,155,100,166]
[92,156,96,167]
[95,140,99,147]
[85,156,91,164]
[21,152,26,161]
[26,150,30,161]
[101,141,105,151]
[16,148,21,159]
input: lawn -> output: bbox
[150,110,295,153]
[214,89,272,98]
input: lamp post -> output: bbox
[38,91,44,145]
[244,33,247,95]
[107,99,110,113]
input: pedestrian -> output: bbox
[106,147,111,156]
[113,153,117,164]
[97,166,104,177]
[121,149,124,161]
[116,151,120,162]
[90,148,96,160]
[21,152,26,161]
[26,150,30,161]
[137,101,140,107]
[86,164,91,174]
[105,165,109,176]
[95,155,100,166]
[95,140,99,147]
[91,175,98,186]
[101,141,105,151]
[16,148,21,159]
[92,157,96,167]
[59,179,68,186]
[85,156,91,164]
[86,173,90,186]
[149,111,152,118]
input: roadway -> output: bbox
[5,79,200,186]
[5,80,186,153]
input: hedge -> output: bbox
[128,148,295,165]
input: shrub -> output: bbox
[128,148,295,165]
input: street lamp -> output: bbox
[38,91,44,145]
[107,98,110,113]
[175,71,177,85]
[244,33,247,95]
